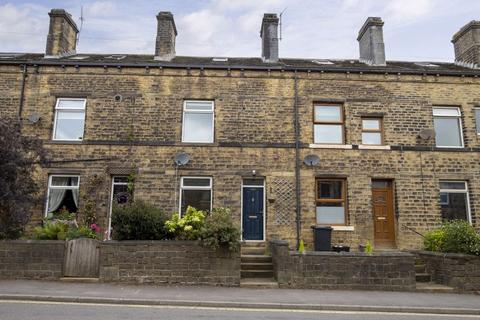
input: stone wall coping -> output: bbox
[101,240,202,246]
[416,250,480,261]
[269,239,289,246]
[291,251,415,257]
[0,240,65,244]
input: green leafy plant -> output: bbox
[165,206,206,240]
[48,208,75,221]
[33,221,69,240]
[365,240,373,254]
[424,229,445,252]
[201,207,240,252]
[111,200,168,240]
[66,225,97,240]
[424,220,480,256]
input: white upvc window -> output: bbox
[107,176,133,239]
[432,107,464,148]
[52,98,86,141]
[439,181,471,223]
[475,107,480,135]
[182,100,214,143]
[45,175,80,218]
[179,177,212,216]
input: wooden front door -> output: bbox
[372,180,396,248]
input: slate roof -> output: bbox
[0,53,479,76]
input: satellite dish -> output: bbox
[27,113,40,124]
[303,154,320,166]
[418,129,435,140]
[174,152,190,166]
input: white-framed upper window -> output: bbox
[179,177,212,216]
[439,181,471,222]
[182,100,214,143]
[475,108,480,135]
[53,98,86,141]
[432,107,464,148]
[313,105,344,144]
[45,175,80,218]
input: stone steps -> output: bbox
[240,278,279,289]
[240,243,277,288]
[416,282,456,293]
[416,273,432,282]
[60,277,99,283]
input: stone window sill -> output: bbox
[331,226,355,231]
[309,144,353,149]
[358,145,391,150]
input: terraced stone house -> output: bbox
[1,9,480,250]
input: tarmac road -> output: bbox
[1,300,479,320]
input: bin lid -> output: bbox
[311,225,333,230]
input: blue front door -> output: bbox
[242,186,264,240]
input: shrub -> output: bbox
[165,206,206,240]
[66,225,97,240]
[424,229,445,252]
[201,207,240,252]
[424,220,480,256]
[34,222,69,240]
[0,119,47,239]
[111,200,168,240]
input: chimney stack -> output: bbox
[452,21,480,68]
[45,9,79,57]
[155,12,177,61]
[260,13,279,63]
[357,17,386,66]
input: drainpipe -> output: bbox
[18,64,27,126]
[293,71,301,249]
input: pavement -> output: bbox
[0,280,479,316]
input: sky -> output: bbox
[0,0,479,62]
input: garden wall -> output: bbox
[99,241,241,286]
[0,240,65,280]
[417,251,480,292]
[270,240,416,291]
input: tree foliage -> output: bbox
[0,119,46,239]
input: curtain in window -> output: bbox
[47,178,68,213]
[72,188,79,209]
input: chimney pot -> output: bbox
[260,13,279,63]
[451,20,480,68]
[45,9,79,57]
[357,17,386,66]
[155,11,177,61]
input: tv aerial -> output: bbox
[174,152,190,166]
[303,154,320,166]
[418,129,435,140]
[27,113,40,124]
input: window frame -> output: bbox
[432,106,464,148]
[315,178,347,226]
[313,104,345,145]
[107,176,131,239]
[181,100,215,143]
[178,176,213,216]
[52,98,87,141]
[361,117,384,145]
[45,174,81,218]
[475,107,480,135]
[439,180,471,223]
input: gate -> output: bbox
[63,238,100,278]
